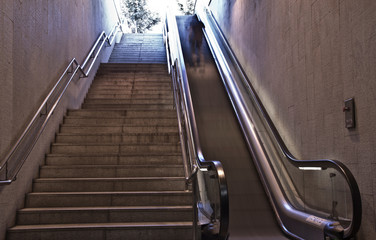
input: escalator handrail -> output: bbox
[164,11,229,240]
[199,8,361,239]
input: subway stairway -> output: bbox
[7,34,193,240]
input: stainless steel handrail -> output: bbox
[198,8,361,240]
[0,22,122,185]
[164,10,229,240]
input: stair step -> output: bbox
[63,116,177,125]
[39,165,184,178]
[81,103,174,110]
[59,125,178,134]
[7,222,192,240]
[33,177,186,192]
[89,83,171,89]
[17,206,193,225]
[62,118,177,126]
[26,191,193,207]
[51,143,180,154]
[89,85,171,91]
[83,98,173,105]
[85,94,173,101]
[45,154,182,166]
[55,133,179,144]
[97,69,168,74]
[86,89,173,95]
[67,109,177,118]
[93,75,170,81]
[97,63,167,73]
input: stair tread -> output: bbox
[9,221,193,231]
[35,177,185,181]
[28,191,191,195]
[46,153,181,157]
[52,142,179,146]
[41,165,183,168]
[60,124,178,127]
[19,205,192,212]
[56,132,178,136]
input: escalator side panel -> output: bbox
[176,15,287,239]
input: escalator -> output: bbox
[164,7,361,240]
[176,15,287,239]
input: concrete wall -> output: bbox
[0,0,120,239]
[207,0,376,238]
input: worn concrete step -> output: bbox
[111,47,165,50]
[93,74,171,81]
[45,154,182,166]
[92,79,170,85]
[108,57,166,62]
[87,87,172,93]
[86,89,173,96]
[90,83,171,89]
[109,54,166,58]
[83,98,173,105]
[81,103,174,110]
[85,94,173,100]
[50,143,181,154]
[64,116,178,126]
[93,74,170,79]
[7,222,192,240]
[63,116,177,126]
[55,133,179,144]
[66,109,177,118]
[26,191,192,208]
[39,165,184,178]
[17,206,193,225]
[110,52,165,55]
[91,82,170,88]
[89,82,171,89]
[97,64,167,73]
[97,69,168,74]
[108,59,167,64]
[59,125,178,134]
[33,177,186,192]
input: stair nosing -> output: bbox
[34,177,185,182]
[18,205,193,213]
[9,221,193,231]
[41,165,184,168]
[28,191,192,195]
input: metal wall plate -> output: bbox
[344,98,355,129]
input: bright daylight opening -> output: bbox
[119,0,195,33]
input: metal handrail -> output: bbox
[198,8,361,239]
[164,10,229,240]
[0,22,122,185]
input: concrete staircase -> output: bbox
[109,34,167,64]
[7,35,193,240]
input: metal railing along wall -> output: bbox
[197,7,361,240]
[0,22,122,185]
[163,10,229,240]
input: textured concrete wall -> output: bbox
[0,0,120,239]
[208,0,376,238]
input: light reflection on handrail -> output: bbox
[0,22,122,185]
